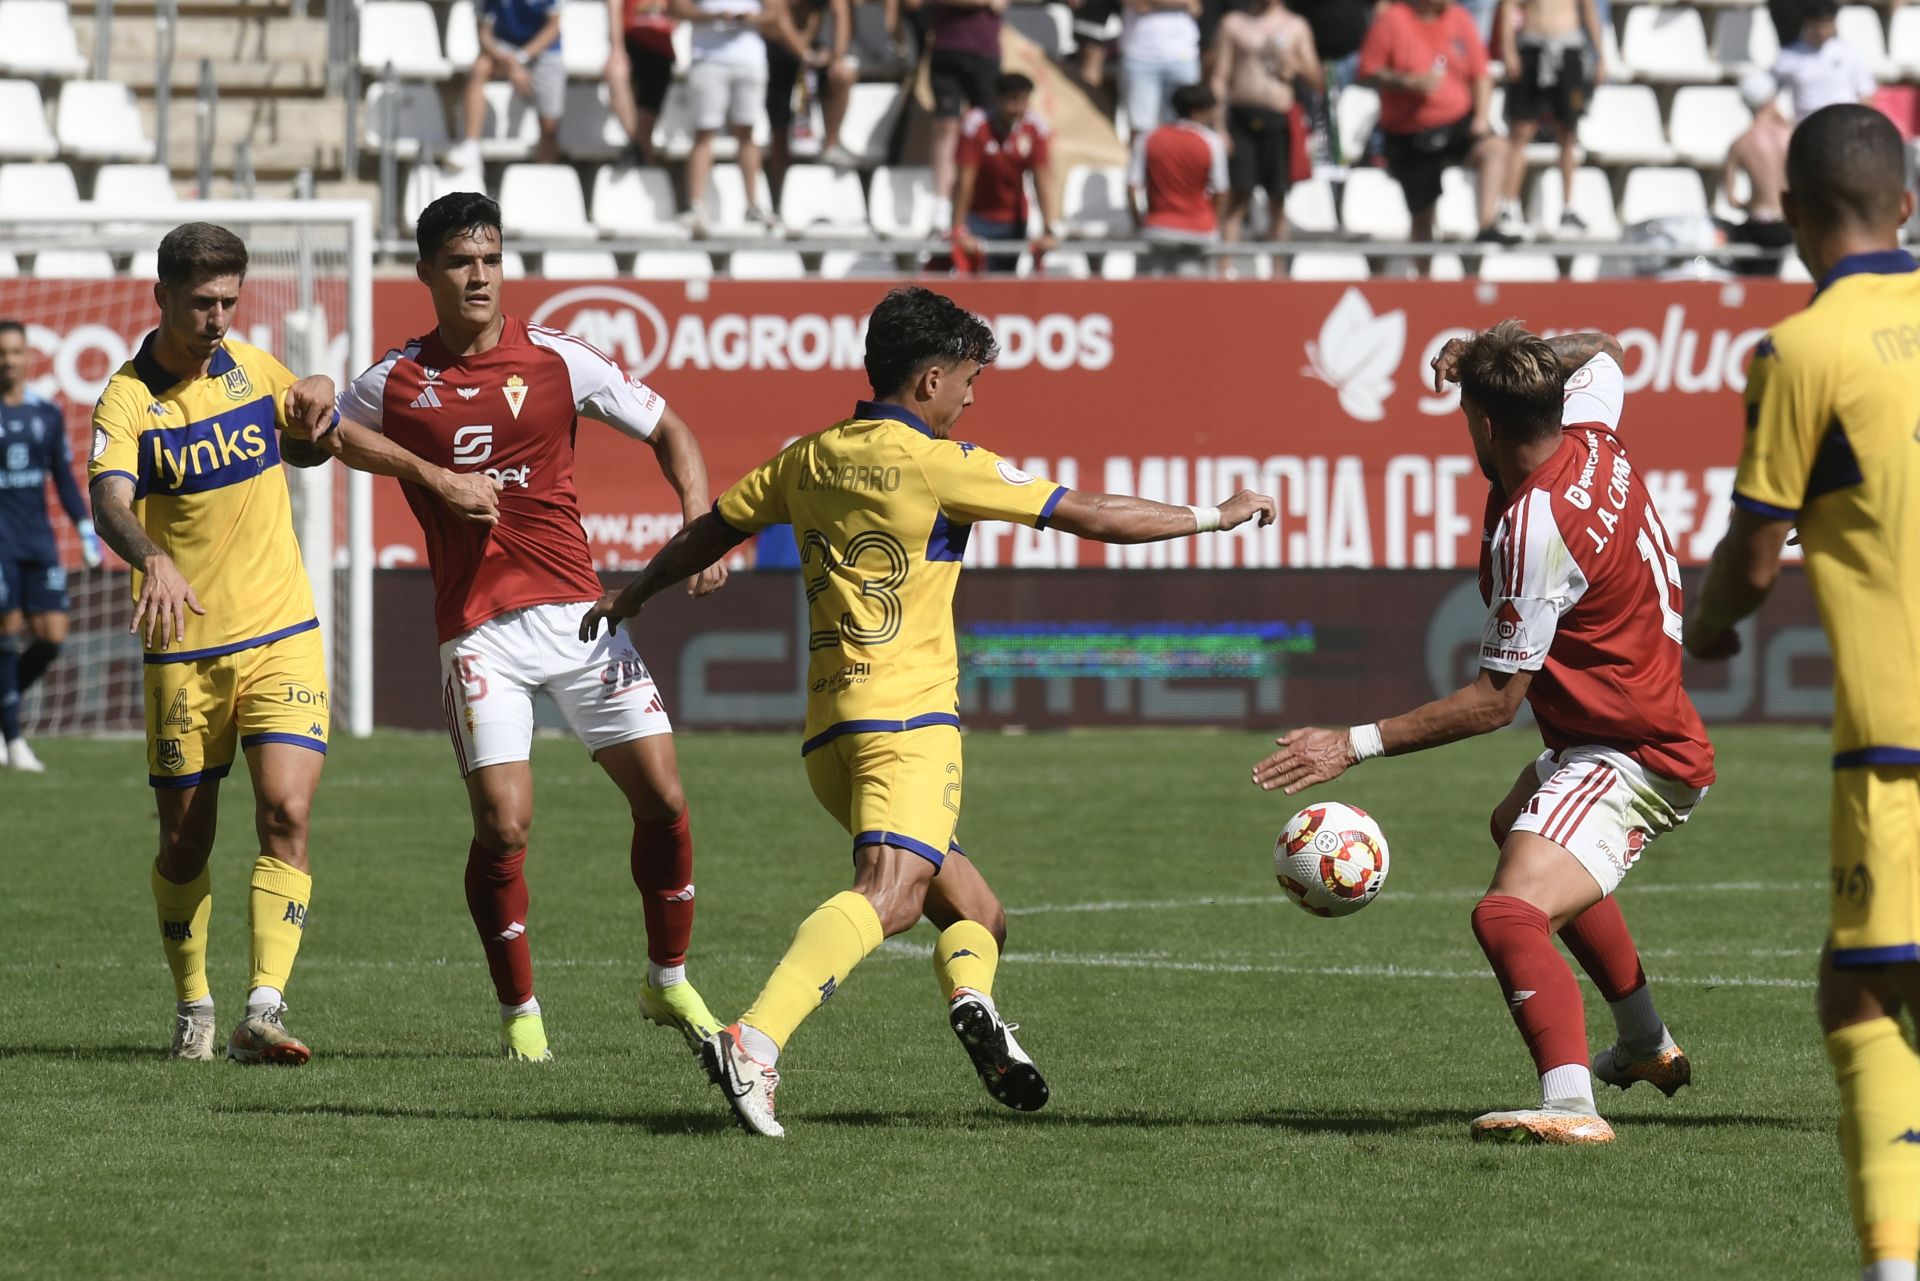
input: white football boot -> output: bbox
[948,988,1050,1111]
[169,1003,217,1061]
[1593,1030,1692,1097]
[6,738,45,772]
[700,1024,784,1138]
[226,1003,312,1066]
[1469,1102,1616,1145]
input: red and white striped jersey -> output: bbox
[1476,354,1715,788]
[339,315,668,643]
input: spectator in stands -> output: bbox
[952,72,1061,272]
[1211,0,1322,244]
[1069,0,1124,115]
[1357,0,1513,252]
[450,0,565,169]
[607,0,678,166]
[908,0,1006,230]
[1774,0,1877,122]
[1493,0,1604,238]
[1120,0,1205,132]
[1722,69,1796,257]
[1131,81,1229,273]
[767,0,859,197]
[674,0,779,232]
[1291,0,1373,93]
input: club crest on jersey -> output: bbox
[156,739,185,772]
[503,374,528,419]
[221,364,253,401]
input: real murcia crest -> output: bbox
[503,374,528,419]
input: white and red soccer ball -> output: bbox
[1275,802,1390,917]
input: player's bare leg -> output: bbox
[1468,832,1616,1144]
[596,733,720,1051]
[224,743,320,1066]
[464,760,549,1061]
[925,851,1049,1111]
[1818,951,1920,1281]
[153,782,221,1060]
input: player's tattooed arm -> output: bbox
[646,406,728,597]
[579,512,747,640]
[88,473,205,648]
[1543,331,1624,372]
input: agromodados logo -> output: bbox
[1304,288,1406,423]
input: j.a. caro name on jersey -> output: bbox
[1559,431,1636,552]
[139,398,281,496]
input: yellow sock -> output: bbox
[247,855,313,995]
[1826,1017,1920,1266]
[932,920,1000,1000]
[150,860,213,1004]
[741,890,885,1050]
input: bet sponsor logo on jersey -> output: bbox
[450,423,531,489]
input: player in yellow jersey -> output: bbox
[581,286,1276,1136]
[1689,106,1920,1281]
[86,223,499,1066]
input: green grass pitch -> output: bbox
[0,727,1854,1279]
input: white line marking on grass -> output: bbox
[1006,880,1821,918]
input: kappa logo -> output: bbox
[1303,288,1406,423]
[457,387,480,400]
[452,424,492,467]
[411,384,443,410]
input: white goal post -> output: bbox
[0,200,375,739]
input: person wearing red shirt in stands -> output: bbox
[1130,82,1228,275]
[1357,0,1514,252]
[607,0,678,164]
[952,73,1065,274]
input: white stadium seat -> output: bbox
[1284,176,1338,235]
[56,81,152,161]
[1062,164,1130,238]
[32,249,113,278]
[839,83,903,166]
[778,164,867,237]
[562,2,612,77]
[358,1,453,79]
[403,150,484,228]
[93,164,176,206]
[1568,253,1604,281]
[498,163,596,240]
[820,251,903,278]
[725,249,805,279]
[698,163,776,235]
[558,83,625,159]
[633,249,714,279]
[0,251,19,276]
[1600,21,1629,82]
[363,81,450,159]
[591,165,686,238]
[1017,249,1092,278]
[1891,7,1920,79]
[1099,250,1136,279]
[1667,85,1751,168]
[0,161,78,215]
[1780,252,1814,282]
[868,165,937,239]
[1620,6,1718,82]
[1578,85,1676,166]
[0,1,87,76]
[1711,7,1779,76]
[500,251,528,278]
[1334,85,1379,164]
[446,0,480,67]
[1338,168,1410,240]
[1530,167,1622,241]
[1429,253,1466,280]
[1620,166,1710,223]
[1838,5,1896,80]
[1433,166,1482,240]
[1288,251,1371,280]
[0,80,54,160]
[540,249,619,278]
[1476,251,1561,281]
[467,81,542,161]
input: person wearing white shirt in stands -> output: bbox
[674,0,783,233]
[1774,0,1877,123]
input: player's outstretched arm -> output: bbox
[88,473,204,648]
[579,511,748,640]
[294,411,502,526]
[1251,667,1532,795]
[1685,506,1794,661]
[646,406,728,598]
[1045,488,1275,544]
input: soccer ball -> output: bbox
[1275,802,1390,917]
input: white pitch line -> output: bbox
[1006,880,1821,918]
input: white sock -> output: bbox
[737,1022,779,1066]
[1540,1063,1596,1111]
[501,996,541,1020]
[245,986,283,1017]
[1609,984,1666,1053]
[1865,1262,1919,1281]
[177,996,213,1015]
[648,962,685,989]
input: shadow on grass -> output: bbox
[212,1100,736,1135]
[811,1104,1829,1135]
[0,1043,170,1062]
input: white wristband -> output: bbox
[1348,723,1384,762]
[1187,504,1222,533]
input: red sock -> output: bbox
[631,812,695,968]
[464,842,533,1006]
[1470,894,1589,1074]
[1558,897,1647,1002]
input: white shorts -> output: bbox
[500,44,566,120]
[439,601,672,776]
[1510,745,1707,896]
[688,56,767,130]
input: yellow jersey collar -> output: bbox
[855,399,933,438]
[132,330,240,397]
[1816,249,1918,297]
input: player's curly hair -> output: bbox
[1455,319,1563,443]
[416,191,503,262]
[864,287,999,398]
[156,222,248,289]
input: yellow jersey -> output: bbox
[89,332,317,663]
[715,400,1068,754]
[1735,249,1920,768]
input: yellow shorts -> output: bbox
[804,724,962,867]
[1831,765,1920,969]
[144,625,330,789]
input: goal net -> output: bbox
[0,201,374,740]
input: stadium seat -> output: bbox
[1891,6,1920,79]
[698,163,777,235]
[1099,250,1137,279]
[1568,252,1604,281]
[839,83,903,166]
[820,250,904,277]
[446,0,481,67]
[591,165,686,238]
[1063,164,1130,238]
[0,1,86,77]
[0,251,19,276]
[779,164,868,237]
[1284,177,1338,236]
[562,2,613,77]
[1334,85,1379,164]
[467,81,542,160]
[1620,7,1717,82]
[633,249,715,279]
[1529,166,1622,241]
[1005,4,1066,58]
[541,249,619,278]
[1476,251,1561,281]
[1600,21,1629,83]
[500,251,528,278]
[1667,85,1751,169]
[363,81,450,160]
[1338,168,1411,240]
[403,151,484,228]
[499,163,596,240]
[1619,166,1710,223]
[1018,249,1092,278]
[726,249,806,279]
[1433,166,1482,240]
[56,82,152,162]
[1429,253,1466,281]
[1838,5,1896,79]
[1780,252,1813,282]
[358,1,453,80]
[31,249,113,278]
[1578,85,1676,166]
[558,82,625,159]
[0,161,78,215]
[0,80,54,160]
[868,165,937,239]
[93,164,176,206]
[1288,251,1371,280]
[1711,7,1779,76]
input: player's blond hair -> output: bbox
[1455,319,1562,443]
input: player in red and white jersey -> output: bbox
[1253,321,1715,1145]
[296,192,725,1062]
